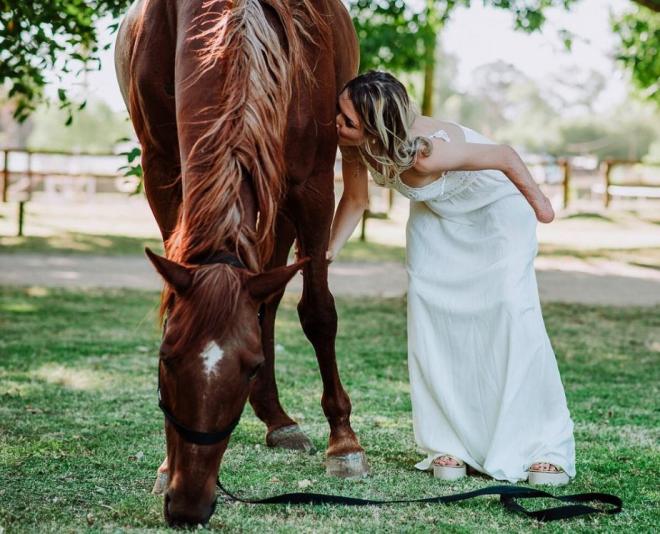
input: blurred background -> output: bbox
[0,0,658,301]
[1,3,659,531]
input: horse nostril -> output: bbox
[163,491,216,527]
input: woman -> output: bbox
[330,70,575,485]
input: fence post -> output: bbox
[604,160,613,208]
[560,158,570,209]
[2,149,9,203]
[360,210,368,241]
[27,151,33,196]
[17,201,25,237]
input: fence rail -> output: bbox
[1,148,129,236]
[2,148,658,239]
[600,159,660,208]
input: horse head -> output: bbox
[146,248,308,526]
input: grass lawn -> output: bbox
[0,233,165,257]
[4,229,660,271]
[0,232,406,264]
[0,288,658,532]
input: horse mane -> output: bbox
[167,0,328,267]
[159,0,329,320]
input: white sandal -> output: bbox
[527,462,569,486]
[432,454,466,481]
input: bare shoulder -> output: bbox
[409,118,465,144]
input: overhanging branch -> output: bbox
[631,0,660,12]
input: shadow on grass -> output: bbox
[338,239,405,263]
[0,231,407,263]
[538,244,660,265]
[0,232,164,256]
[564,212,615,222]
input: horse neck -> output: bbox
[170,176,261,271]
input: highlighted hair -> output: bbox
[158,0,328,319]
[343,70,432,186]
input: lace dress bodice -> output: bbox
[366,126,477,202]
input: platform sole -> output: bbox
[433,463,466,481]
[527,470,570,486]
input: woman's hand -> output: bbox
[326,249,336,264]
[535,195,555,224]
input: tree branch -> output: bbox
[631,0,660,12]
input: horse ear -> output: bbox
[246,257,310,302]
[145,247,193,294]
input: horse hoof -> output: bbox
[325,451,370,479]
[151,472,169,496]
[266,424,316,454]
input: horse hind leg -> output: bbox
[249,213,315,453]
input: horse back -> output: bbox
[284,0,359,185]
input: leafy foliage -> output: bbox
[118,144,144,195]
[349,0,578,74]
[348,1,578,113]
[349,0,451,72]
[0,0,131,122]
[2,0,659,124]
[613,5,660,104]
[27,99,131,151]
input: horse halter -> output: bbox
[157,250,260,447]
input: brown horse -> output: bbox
[115,0,366,526]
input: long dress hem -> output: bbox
[368,124,576,483]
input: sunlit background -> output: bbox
[1,3,659,531]
[0,0,658,295]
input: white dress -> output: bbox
[368,124,576,483]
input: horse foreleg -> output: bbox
[248,213,315,452]
[295,183,369,478]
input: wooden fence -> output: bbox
[1,148,129,236]
[596,159,660,208]
[2,148,658,239]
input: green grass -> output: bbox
[337,239,405,263]
[3,229,658,271]
[0,232,406,263]
[0,233,165,256]
[0,288,658,532]
[537,244,660,268]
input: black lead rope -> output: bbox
[157,255,622,523]
[215,476,622,523]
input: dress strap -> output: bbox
[429,129,450,142]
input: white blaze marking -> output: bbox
[201,342,224,377]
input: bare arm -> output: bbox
[327,146,369,261]
[415,142,555,223]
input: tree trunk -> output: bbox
[421,1,440,116]
[421,32,436,116]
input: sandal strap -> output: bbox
[432,454,465,467]
[529,462,564,473]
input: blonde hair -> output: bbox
[343,71,432,186]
